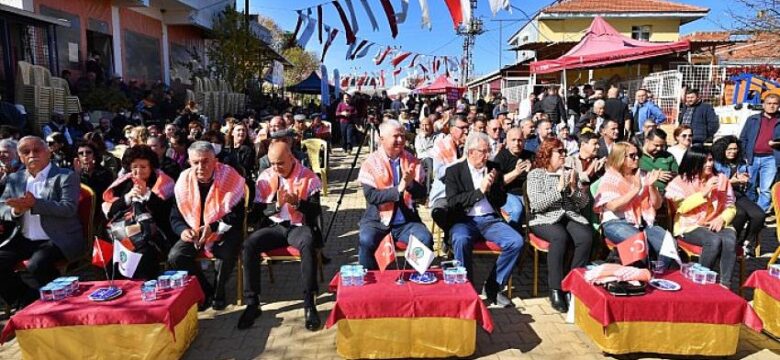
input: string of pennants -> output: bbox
[288,0,511,73]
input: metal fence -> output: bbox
[639,70,683,124]
[501,84,532,111]
[676,64,729,107]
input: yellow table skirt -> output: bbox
[15,304,199,360]
[574,298,739,356]
[335,317,476,359]
[753,289,780,338]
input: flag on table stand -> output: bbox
[616,232,648,266]
[113,239,142,278]
[659,232,682,266]
[91,237,113,268]
[404,235,434,274]
[374,233,396,272]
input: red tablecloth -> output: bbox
[745,270,780,300]
[325,270,494,332]
[1,277,204,342]
[562,269,759,329]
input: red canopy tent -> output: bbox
[530,16,691,75]
[416,75,464,96]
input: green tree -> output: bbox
[207,6,267,92]
[282,47,320,87]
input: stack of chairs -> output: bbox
[15,61,81,132]
[190,77,246,121]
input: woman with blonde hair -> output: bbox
[594,141,676,265]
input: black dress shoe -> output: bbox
[237,305,262,330]
[549,289,568,313]
[304,306,321,331]
[212,299,227,311]
[482,282,513,308]
[198,296,213,312]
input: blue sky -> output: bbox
[243,0,734,80]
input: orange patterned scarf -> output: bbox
[432,135,458,165]
[665,174,733,229]
[594,168,656,226]
[101,170,175,217]
[358,149,424,226]
[174,163,246,230]
[256,159,321,226]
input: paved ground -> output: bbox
[2,147,780,359]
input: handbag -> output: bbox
[603,280,647,296]
[107,201,166,254]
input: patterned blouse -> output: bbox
[526,168,591,227]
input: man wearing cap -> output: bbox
[42,113,73,146]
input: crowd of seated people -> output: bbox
[0,86,777,336]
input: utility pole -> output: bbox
[490,19,527,69]
[457,0,483,86]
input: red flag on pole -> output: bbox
[374,233,396,272]
[616,232,648,266]
[92,237,114,268]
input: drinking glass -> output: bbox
[692,269,707,285]
[351,265,367,286]
[141,281,158,301]
[340,265,353,287]
[443,268,458,284]
[157,275,172,290]
[39,284,55,301]
[51,284,67,301]
[651,260,665,275]
[705,271,718,285]
[681,263,694,279]
[456,267,468,284]
[171,274,186,289]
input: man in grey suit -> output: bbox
[0,136,83,308]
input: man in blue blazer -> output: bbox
[0,136,83,308]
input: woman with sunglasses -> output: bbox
[668,125,693,165]
[665,146,737,288]
[527,138,593,313]
[594,142,674,265]
[711,136,764,255]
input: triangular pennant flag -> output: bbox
[321,64,330,106]
[418,0,431,29]
[317,5,323,43]
[354,42,374,60]
[92,237,113,268]
[350,40,369,60]
[395,0,410,24]
[443,0,464,29]
[374,46,392,65]
[659,232,682,266]
[616,232,649,266]
[488,0,512,16]
[343,0,360,36]
[404,235,434,274]
[393,68,403,77]
[374,233,396,272]
[360,0,380,31]
[298,15,317,48]
[379,0,399,38]
[332,1,356,45]
[408,54,421,68]
[345,42,357,60]
[391,51,412,67]
[290,11,304,48]
[113,239,142,278]
[321,26,339,62]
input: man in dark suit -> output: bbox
[445,132,523,307]
[596,119,620,159]
[604,87,632,140]
[0,136,84,308]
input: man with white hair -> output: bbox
[445,132,523,307]
[357,120,433,269]
[0,139,19,193]
[0,136,83,309]
[486,119,504,159]
[168,141,246,311]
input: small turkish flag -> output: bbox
[374,233,396,272]
[92,237,114,268]
[616,232,648,266]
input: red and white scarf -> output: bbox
[256,159,321,226]
[101,170,175,217]
[357,149,424,226]
[174,163,245,232]
[594,168,656,227]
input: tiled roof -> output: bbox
[716,33,780,60]
[681,31,731,42]
[543,0,709,13]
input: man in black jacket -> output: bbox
[604,87,632,140]
[678,89,719,145]
[493,128,534,231]
[539,86,567,124]
[445,132,523,307]
[238,142,323,331]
